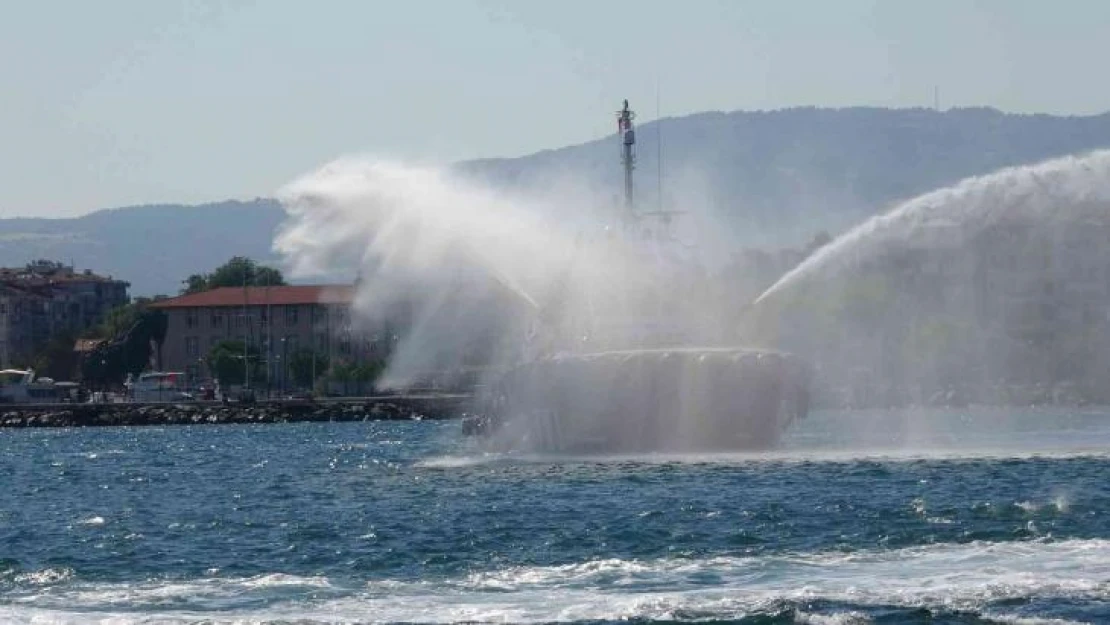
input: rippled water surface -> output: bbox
[2,408,1109,624]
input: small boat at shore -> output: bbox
[0,368,70,403]
[125,371,194,403]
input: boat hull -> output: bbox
[468,347,811,453]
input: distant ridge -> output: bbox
[4,106,1110,295]
[0,199,285,296]
[455,106,1110,246]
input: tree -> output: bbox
[327,362,357,396]
[206,339,262,387]
[352,360,385,385]
[325,360,386,395]
[81,309,169,388]
[181,256,287,295]
[288,348,328,389]
[181,275,209,295]
[84,296,168,340]
[32,330,78,381]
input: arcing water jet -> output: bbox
[749,150,1110,408]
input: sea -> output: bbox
[1,407,1109,624]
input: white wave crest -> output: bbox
[0,539,1106,624]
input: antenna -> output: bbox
[656,85,663,213]
[617,99,636,224]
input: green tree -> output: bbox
[181,257,287,295]
[327,362,357,395]
[288,348,328,389]
[84,296,168,340]
[181,274,209,295]
[81,309,169,388]
[32,330,79,381]
[206,340,262,387]
[329,362,356,382]
[352,360,385,384]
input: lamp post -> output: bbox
[233,312,255,391]
[280,337,288,396]
[311,345,317,394]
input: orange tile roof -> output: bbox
[74,339,105,353]
[150,285,354,309]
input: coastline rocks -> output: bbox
[0,399,459,429]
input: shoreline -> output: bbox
[0,395,470,428]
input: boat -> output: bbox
[125,372,193,403]
[0,368,67,404]
[463,100,811,452]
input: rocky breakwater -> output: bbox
[0,396,467,428]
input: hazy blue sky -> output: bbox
[3,0,1109,217]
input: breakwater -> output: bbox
[0,395,469,428]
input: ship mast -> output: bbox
[617,99,636,222]
[619,98,682,241]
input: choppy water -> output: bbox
[2,408,1109,624]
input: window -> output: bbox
[236,310,256,328]
[185,336,199,358]
[285,306,298,326]
[185,309,198,329]
[285,335,299,353]
[211,311,224,329]
[312,307,326,324]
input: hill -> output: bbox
[457,106,1110,245]
[4,106,1110,295]
[0,199,285,296]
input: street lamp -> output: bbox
[237,313,253,392]
[311,340,318,395]
[196,358,207,399]
[280,337,288,396]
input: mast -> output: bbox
[617,99,636,218]
[656,87,663,213]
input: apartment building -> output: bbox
[0,261,129,368]
[150,285,401,385]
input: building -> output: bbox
[149,285,401,387]
[0,261,129,368]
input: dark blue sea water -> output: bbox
[2,408,1109,624]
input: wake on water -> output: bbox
[2,409,1108,624]
[3,538,1107,624]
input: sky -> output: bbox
[2,0,1109,218]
